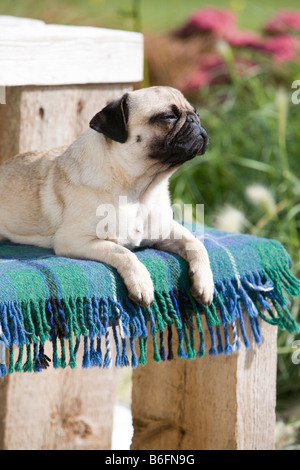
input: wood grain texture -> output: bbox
[0,87,22,163]
[0,340,117,450]
[0,16,144,86]
[131,315,277,450]
[0,84,132,164]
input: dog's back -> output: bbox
[0,147,66,246]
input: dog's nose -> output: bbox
[200,126,208,142]
[186,112,199,123]
[199,126,209,154]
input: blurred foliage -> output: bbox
[171,64,300,254]
[1,0,300,32]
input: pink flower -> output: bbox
[224,29,265,50]
[264,10,300,34]
[183,69,211,91]
[175,7,236,38]
[182,54,225,91]
[263,34,300,62]
[182,54,259,92]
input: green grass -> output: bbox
[0,0,299,32]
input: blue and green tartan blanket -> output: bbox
[0,226,299,377]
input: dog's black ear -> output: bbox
[89,93,129,143]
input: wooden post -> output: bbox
[0,15,143,450]
[0,341,117,450]
[0,84,133,164]
[131,316,278,450]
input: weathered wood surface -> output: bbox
[0,84,131,164]
[0,340,117,450]
[0,16,144,86]
[131,316,278,450]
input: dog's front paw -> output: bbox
[126,263,154,308]
[189,262,214,306]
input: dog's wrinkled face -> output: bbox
[89,86,208,167]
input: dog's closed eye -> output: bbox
[158,113,178,121]
[149,111,178,125]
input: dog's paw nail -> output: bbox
[191,287,214,306]
[200,293,214,306]
[129,290,154,307]
[190,269,214,306]
[126,266,154,307]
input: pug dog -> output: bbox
[0,86,214,307]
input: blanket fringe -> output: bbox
[0,267,299,376]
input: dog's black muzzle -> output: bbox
[163,113,209,165]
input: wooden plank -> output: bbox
[0,87,22,164]
[0,16,144,86]
[0,339,117,450]
[131,315,277,450]
[0,83,132,164]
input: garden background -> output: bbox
[0,0,299,449]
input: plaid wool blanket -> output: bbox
[0,226,299,376]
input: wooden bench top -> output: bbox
[0,15,144,86]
